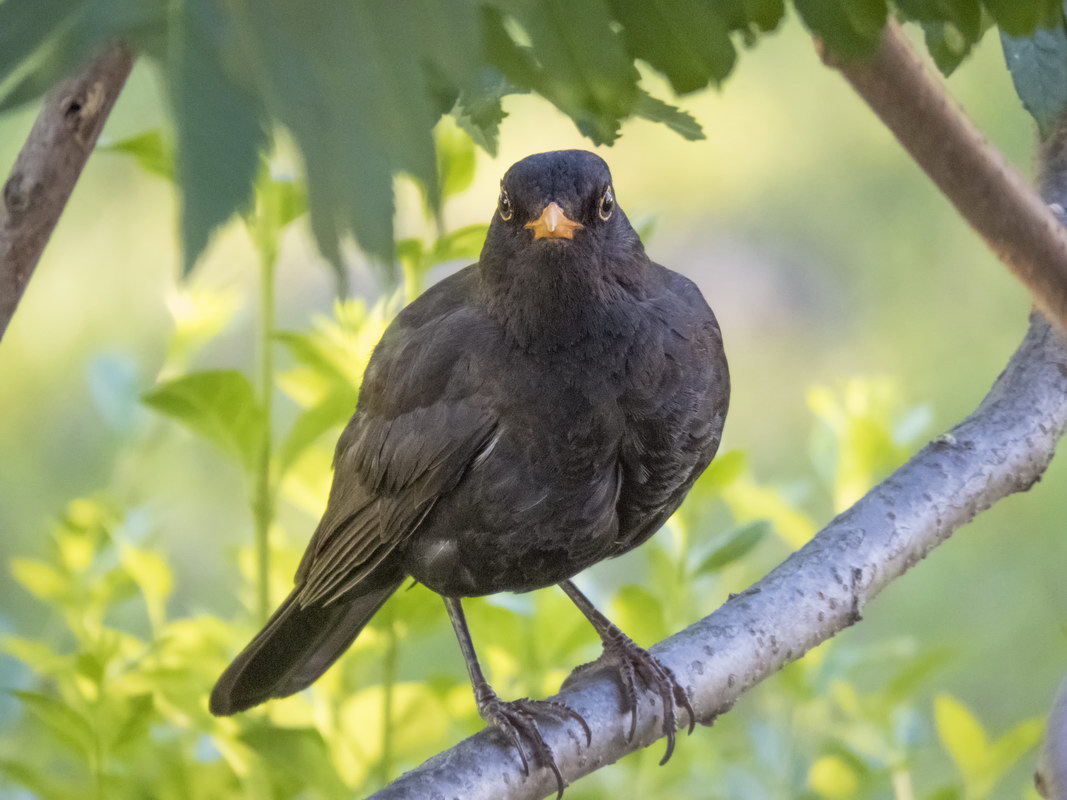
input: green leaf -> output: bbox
[610,585,666,644]
[0,0,83,86]
[487,1,640,145]
[10,558,68,601]
[745,0,786,31]
[935,693,989,786]
[794,0,887,60]
[277,389,356,476]
[632,92,704,140]
[436,118,478,201]
[169,0,267,275]
[10,690,95,758]
[142,370,266,472]
[121,545,174,628]
[431,223,490,264]
[452,71,516,156]
[609,0,736,93]
[110,694,156,753]
[1002,21,1067,138]
[98,131,175,181]
[984,0,1062,38]
[695,520,769,574]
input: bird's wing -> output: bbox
[293,268,496,607]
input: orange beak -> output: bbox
[524,202,584,240]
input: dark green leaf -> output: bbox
[488,0,640,145]
[0,0,82,86]
[608,0,736,93]
[794,0,887,60]
[695,520,769,574]
[453,70,516,156]
[745,0,786,31]
[1002,20,1067,137]
[142,370,265,472]
[169,0,268,275]
[98,131,175,181]
[984,0,1062,38]
[632,92,704,140]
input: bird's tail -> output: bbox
[209,572,404,716]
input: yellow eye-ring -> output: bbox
[499,189,513,221]
[599,187,615,221]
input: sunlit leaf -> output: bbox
[695,520,769,574]
[98,131,175,180]
[610,584,667,645]
[935,693,989,787]
[808,754,860,798]
[122,545,174,629]
[10,691,95,758]
[10,558,68,602]
[276,390,356,476]
[142,370,266,472]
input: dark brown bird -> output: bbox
[210,149,729,794]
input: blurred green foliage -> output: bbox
[0,121,1050,797]
[3,3,1067,798]
[3,0,1065,276]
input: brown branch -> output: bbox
[0,44,134,343]
[823,20,1067,333]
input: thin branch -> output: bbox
[371,21,1067,800]
[0,44,134,343]
[823,20,1067,333]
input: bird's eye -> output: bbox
[499,189,513,221]
[599,187,615,221]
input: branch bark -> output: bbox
[0,44,134,343]
[371,23,1067,800]
[824,20,1067,334]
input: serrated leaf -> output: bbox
[1002,22,1067,138]
[609,0,736,93]
[142,369,265,472]
[488,0,640,145]
[98,131,175,181]
[452,71,515,156]
[695,520,769,574]
[632,92,704,140]
[169,0,267,275]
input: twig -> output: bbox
[0,44,134,342]
[822,20,1067,333]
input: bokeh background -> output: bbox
[1,18,1062,800]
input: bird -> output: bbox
[209,149,730,795]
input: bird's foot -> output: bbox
[477,690,591,800]
[570,632,694,765]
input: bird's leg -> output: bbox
[558,579,694,765]
[443,596,590,799]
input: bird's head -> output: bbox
[478,150,645,292]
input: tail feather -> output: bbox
[210,573,403,716]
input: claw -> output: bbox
[478,693,589,799]
[574,634,694,765]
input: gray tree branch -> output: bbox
[371,22,1067,800]
[824,20,1067,334]
[0,44,133,343]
